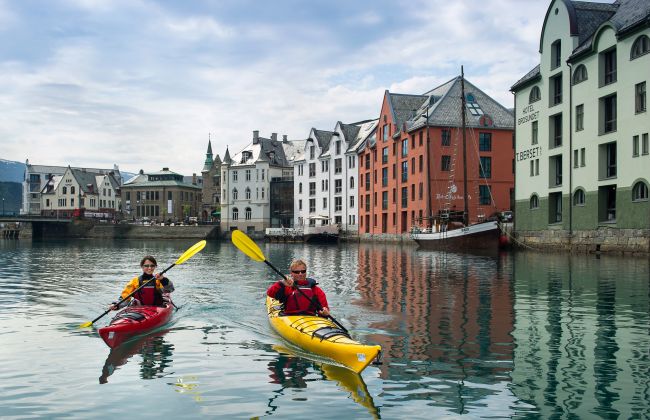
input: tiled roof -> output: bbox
[510,64,541,91]
[348,119,379,153]
[387,93,428,133]
[312,129,334,153]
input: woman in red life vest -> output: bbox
[267,259,330,316]
[108,256,175,310]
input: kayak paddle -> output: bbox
[79,239,207,328]
[231,230,348,333]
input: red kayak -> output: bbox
[98,301,174,348]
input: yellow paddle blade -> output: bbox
[79,321,93,328]
[175,240,207,265]
[231,230,265,262]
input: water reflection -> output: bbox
[266,345,379,419]
[99,330,173,384]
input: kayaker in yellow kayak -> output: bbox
[266,259,330,317]
[108,256,175,310]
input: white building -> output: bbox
[22,160,121,215]
[293,119,378,232]
[221,131,304,235]
[41,166,122,218]
[511,0,650,251]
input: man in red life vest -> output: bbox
[108,256,174,310]
[267,259,330,317]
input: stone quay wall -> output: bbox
[515,227,650,255]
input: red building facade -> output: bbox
[359,76,514,235]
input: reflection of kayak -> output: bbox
[266,296,381,373]
[272,344,380,418]
[98,301,174,348]
[99,329,170,384]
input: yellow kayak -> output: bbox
[266,296,381,373]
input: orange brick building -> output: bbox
[359,76,514,235]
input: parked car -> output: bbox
[500,211,513,223]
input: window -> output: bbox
[350,195,354,208]
[335,141,341,155]
[299,183,302,194]
[419,155,423,172]
[643,134,649,155]
[233,171,238,182]
[401,161,408,182]
[402,139,408,157]
[348,156,355,168]
[309,182,316,196]
[466,99,483,116]
[71,186,75,194]
[382,147,388,164]
[572,64,588,84]
[441,155,451,171]
[633,181,649,201]
[334,159,342,174]
[401,187,408,208]
[322,197,327,209]
[550,113,562,148]
[550,155,562,187]
[599,185,616,222]
[365,154,370,168]
[245,170,251,181]
[321,161,328,172]
[441,129,451,146]
[310,146,315,159]
[309,199,315,213]
[601,48,617,86]
[479,157,491,179]
[530,160,535,176]
[550,74,562,106]
[365,172,370,190]
[298,199,302,210]
[232,188,238,200]
[334,197,342,212]
[383,124,389,141]
[551,40,561,69]
[529,86,541,103]
[335,179,342,194]
[382,191,388,210]
[232,207,239,220]
[573,189,585,206]
[479,133,492,151]
[479,185,491,205]
[600,94,617,134]
[574,149,579,168]
[549,192,562,223]
[630,35,650,59]
[411,158,415,174]
[532,121,538,145]
[62,186,67,194]
[349,177,354,189]
[633,135,640,157]
[382,168,388,187]
[245,187,251,200]
[322,179,328,191]
[576,104,584,131]
[606,142,616,178]
[245,207,252,220]
[636,82,646,114]
[580,148,585,167]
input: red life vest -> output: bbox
[283,278,320,315]
[134,275,164,306]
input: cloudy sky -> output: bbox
[0,0,573,175]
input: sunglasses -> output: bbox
[142,264,157,268]
[291,270,307,274]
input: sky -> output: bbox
[0,0,601,176]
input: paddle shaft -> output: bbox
[88,263,176,326]
[264,260,349,334]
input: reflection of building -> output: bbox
[21,160,121,215]
[40,166,122,219]
[511,0,650,251]
[121,168,201,222]
[201,139,222,222]
[355,245,514,384]
[220,131,304,234]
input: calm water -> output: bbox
[0,239,648,419]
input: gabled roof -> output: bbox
[386,92,428,133]
[348,119,379,154]
[311,129,334,152]
[228,136,300,168]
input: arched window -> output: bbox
[530,194,539,209]
[62,186,67,194]
[232,188,238,200]
[350,176,354,189]
[572,64,588,85]
[232,207,239,220]
[245,207,252,220]
[529,86,541,103]
[631,35,650,60]
[299,183,302,193]
[573,189,585,206]
[632,181,649,201]
[245,187,251,200]
[551,40,561,69]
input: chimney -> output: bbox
[139,169,144,175]
[162,167,169,171]
[192,173,197,185]
[282,134,288,143]
[87,184,93,193]
[253,130,259,144]
[271,132,277,141]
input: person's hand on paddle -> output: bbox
[108,302,118,311]
[282,276,294,288]
[318,307,330,317]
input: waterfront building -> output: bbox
[21,160,121,215]
[293,120,378,233]
[201,139,222,222]
[510,0,650,252]
[120,167,201,222]
[358,77,514,237]
[40,166,122,219]
[220,131,303,234]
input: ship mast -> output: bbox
[460,66,469,226]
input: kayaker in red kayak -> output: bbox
[267,259,330,317]
[108,256,175,310]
